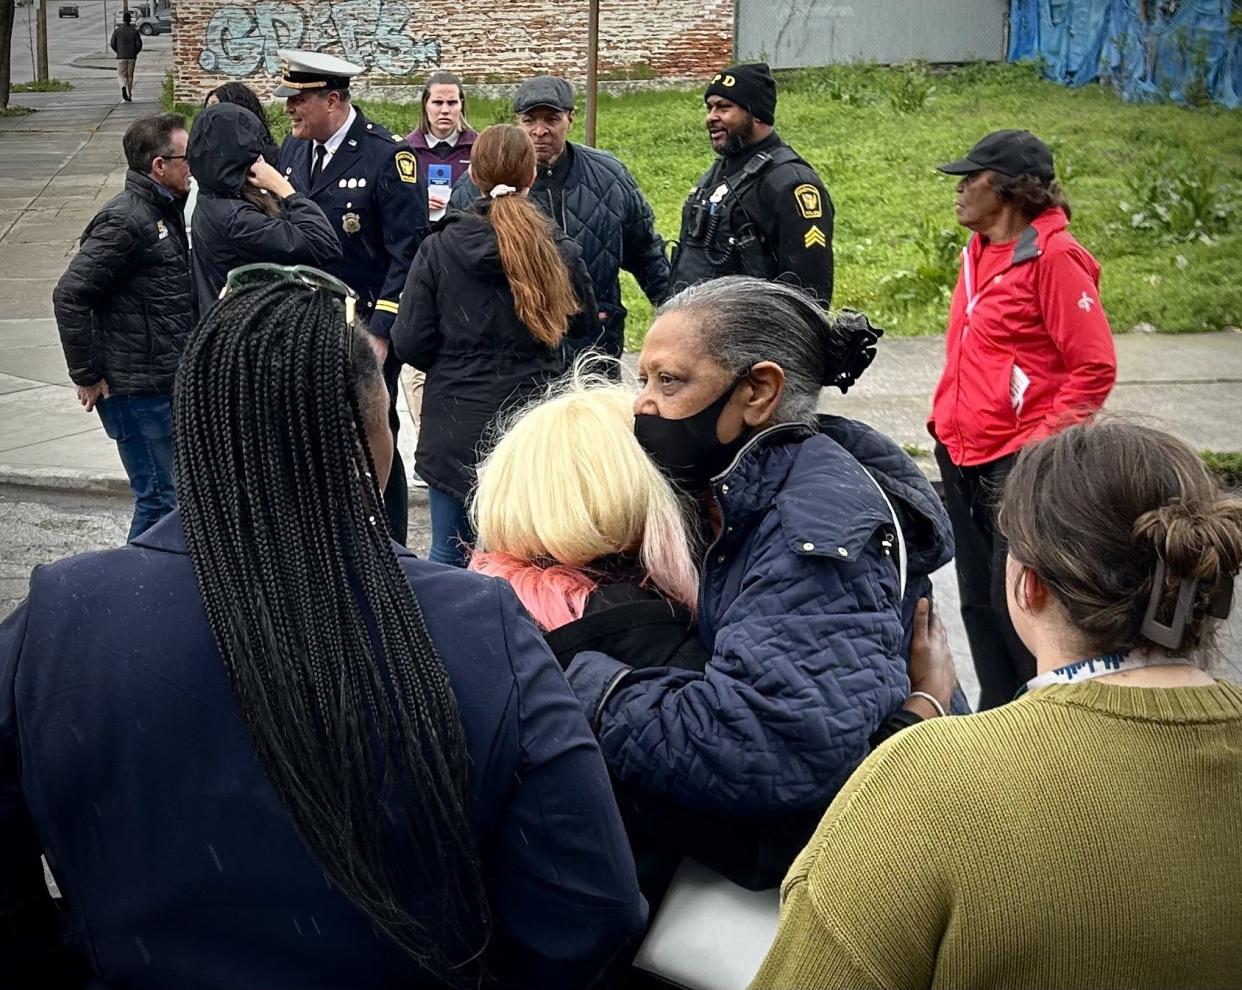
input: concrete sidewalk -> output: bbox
[2,34,1239,494]
[3,313,1239,494]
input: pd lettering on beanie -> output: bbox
[704,62,777,126]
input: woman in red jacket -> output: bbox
[928,129,1116,709]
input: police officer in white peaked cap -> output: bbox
[275,48,428,544]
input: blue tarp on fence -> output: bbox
[1009,0,1242,107]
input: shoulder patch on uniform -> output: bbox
[794,183,823,219]
[395,150,418,184]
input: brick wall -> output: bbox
[172,0,735,103]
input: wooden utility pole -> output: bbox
[35,0,47,83]
[585,0,599,147]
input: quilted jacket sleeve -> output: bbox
[566,522,908,817]
[618,168,671,305]
[52,211,139,386]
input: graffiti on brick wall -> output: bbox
[199,1,441,77]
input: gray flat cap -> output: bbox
[513,76,575,114]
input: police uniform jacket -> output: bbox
[277,109,428,337]
[0,512,646,987]
[669,132,834,304]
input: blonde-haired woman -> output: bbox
[469,369,710,929]
[470,369,700,650]
[392,124,597,565]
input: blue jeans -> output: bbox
[96,394,176,542]
[427,487,473,568]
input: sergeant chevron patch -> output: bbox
[804,225,826,249]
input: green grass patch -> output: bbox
[177,62,1242,347]
[11,78,73,93]
[0,106,34,117]
[1203,450,1242,489]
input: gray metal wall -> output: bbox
[736,0,1009,67]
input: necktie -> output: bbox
[310,143,327,185]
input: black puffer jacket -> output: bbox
[188,103,340,318]
[449,142,669,357]
[52,171,192,395]
[391,209,597,501]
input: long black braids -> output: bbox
[174,281,489,983]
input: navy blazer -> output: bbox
[0,513,644,989]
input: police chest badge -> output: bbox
[794,183,823,219]
[342,212,361,234]
[395,150,418,184]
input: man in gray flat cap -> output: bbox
[450,75,669,361]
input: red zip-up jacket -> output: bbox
[928,207,1116,467]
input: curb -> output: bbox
[0,463,436,506]
[0,465,130,496]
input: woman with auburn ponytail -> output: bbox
[392,123,597,566]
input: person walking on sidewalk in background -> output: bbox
[51,113,193,542]
[405,71,477,223]
[275,49,429,546]
[187,103,340,314]
[928,129,1116,710]
[450,75,669,364]
[109,11,142,103]
[392,124,597,567]
[669,62,835,304]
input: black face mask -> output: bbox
[634,374,751,491]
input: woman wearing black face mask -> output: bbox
[561,276,961,900]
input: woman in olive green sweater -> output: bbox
[752,420,1242,990]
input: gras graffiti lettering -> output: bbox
[200,0,441,78]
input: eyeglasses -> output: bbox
[222,263,358,326]
[160,154,188,161]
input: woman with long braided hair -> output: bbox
[0,271,644,989]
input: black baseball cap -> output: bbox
[937,129,1055,182]
[513,76,575,115]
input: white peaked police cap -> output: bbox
[274,49,363,99]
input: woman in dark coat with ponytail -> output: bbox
[187,102,340,317]
[0,274,644,988]
[392,123,597,567]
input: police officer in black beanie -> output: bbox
[669,62,834,305]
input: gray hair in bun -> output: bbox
[656,276,883,426]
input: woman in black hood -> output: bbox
[187,102,340,317]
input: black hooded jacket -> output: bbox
[188,103,340,317]
[391,209,598,501]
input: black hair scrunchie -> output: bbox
[828,309,884,394]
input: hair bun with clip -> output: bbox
[828,309,883,394]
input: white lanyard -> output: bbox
[1019,652,1199,696]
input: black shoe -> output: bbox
[121,86,130,101]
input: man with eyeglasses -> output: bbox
[52,113,193,541]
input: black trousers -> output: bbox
[935,443,1036,709]
[381,352,408,546]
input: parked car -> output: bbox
[113,5,172,35]
[58,4,79,16]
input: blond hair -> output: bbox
[470,367,699,627]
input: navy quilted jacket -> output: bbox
[449,142,670,357]
[566,416,954,818]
